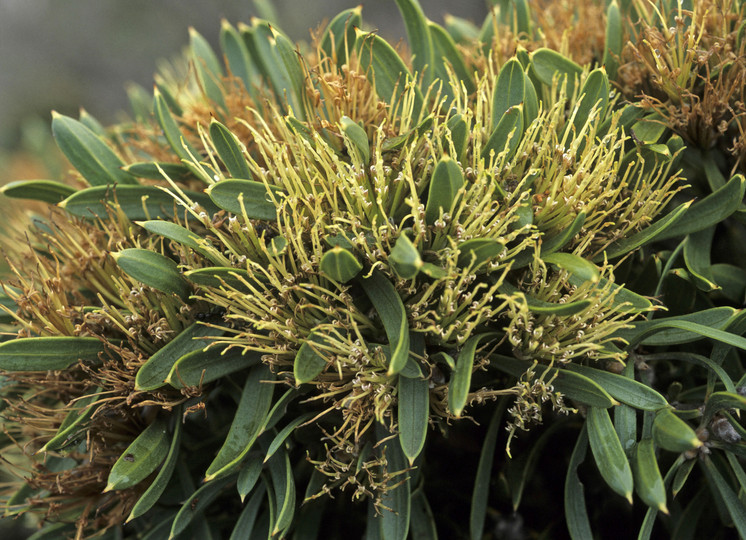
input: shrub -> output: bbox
[0,0,745,538]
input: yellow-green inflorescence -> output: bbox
[0,1,695,537]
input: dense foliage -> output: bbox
[0,0,745,538]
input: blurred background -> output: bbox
[0,0,489,162]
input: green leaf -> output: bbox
[320,246,363,283]
[672,457,697,496]
[378,425,410,540]
[499,280,591,316]
[236,455,263,502]
[565,426,594,540]
[633,439,668,513]
[492,354,617,408]
[0,337,104,372]
[184,267,257,292]
[51,112,137,187]
[319,7,362,68]
[564,364,667,410]
[587,406,634,503]
[135,322,224,391]
[209,120,253,180]
[656,174,746,241]
[395,0,435,88]
[410,491,438,540]
[166,347,260,389]
[41,389,102,452]
[270,27,307,120]
[294,331,330,385]
[105,417,171,491]
[631,115,666,144]
[390,234,423,279]
[626,317,746,351]
[170,473,236,539]
[398,373,429,464]
[123,162,193,181]
[1,180,76,204]
[683,228,719,291]
[614,361,637,456]
[340,116,370,164]
[701,456,746,538]
[205,363,275,480]
[220,20,261,96]
[266,446,296,537]
[595,201,691,261]
[428,21,476,98]
[540,212,586,256]
[530,48,583,96]
[543,252,600,283]
[481,104,523,162]
[616,307,736,346]
[360,271,410,376]
[444,14,480,43]
[189,27,227,112]
[425,156,465,225]
[456,238,504,268]
[450,333,499,417]
[356,29,424,120]
[492,58,525,128]
[230,483,267,540]
[703,391,746,422]
[113,248,191,300]
[445,113,469,163]
[153,89,201,162]
[652,408,702,453]
[603,0,623,79]
[138,220,223,265]
[127,411,183,521]
[470,400,506,540]
[264,413,315,463]
[207,179,283,220]
[381,115,433,153]
[573,68,609,133]
[59,184,217,221]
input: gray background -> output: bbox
[0,1,489,152]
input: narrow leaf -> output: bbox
[564,364,668,410]
[320,246,363,283]
[425,156,464,225]
[59,184,217,221]
[449,333,498,417]
[492,355,616,408]
[656,174,746,241]
[428,21,476,97]
[652,408,702,453]
[470,401,506,540]
[340,116,370,164]
[360,271,410,376]
[633,439,669,513]
[0,337,104,372]
[207,178,283,220]
[356,29,424,120]
[127,412,183,521]
[209,120,253,179]
[41,389,102,452]
[167,347,260,389]
[105,417,171,491]
[51,112,136,186]
[1,180,76,204]
[395,0,435,88]
[189,27,227,112]
[492,58,525,127]
[390,234,423,279]
[230,483,267,539]
[530,48,583,95]
[456,238,504,268]
[135,322,224,391]
[701,456,746,538]
[153,89,201,162]
[565,426,594,540]
[264,412,315,463]
[169,473,236,538]
[398,374,429,464]
[236,455,263,502]
[205,363,275,480]
[587,406,634,503]
[543,252,600,283]
[319,7,362,68]
[603,0,623,79]
[481,104,523,162]
[294,331,330,385]
[113,248,191,300]
[572,68,609,133]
